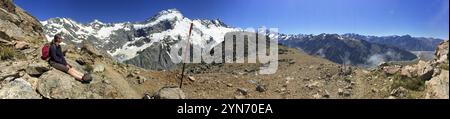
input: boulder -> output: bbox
[416,61,434,80]
[25,62,50,77]
[382,65,401,75]
[400,65,417,78]
[425,70,449,99]
[37,70,99,99]
[0,78,41,99]
[154,87,186,99]
[400,61,434,80]
[14,41,29,50]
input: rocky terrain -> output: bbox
[1,0,448,99]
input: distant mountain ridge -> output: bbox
[341,33,443,51]
[278,33,419,67]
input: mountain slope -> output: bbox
[279,34,418,67]
[342,33,443,51]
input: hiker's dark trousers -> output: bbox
[49,60,70,73]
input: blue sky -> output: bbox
[15,0,449,39]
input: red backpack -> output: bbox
[41,44,50,60]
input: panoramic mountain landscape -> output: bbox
[40,9,445,69]
[1,0,448,100]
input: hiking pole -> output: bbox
[180,23,194,88]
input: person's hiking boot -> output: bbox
[81,73,93,84]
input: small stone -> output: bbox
[102,79,111,84]
[313,93,322,99]
[4,77,15,82]
[303,77,310,81]
[280,88,286,92]
[343,90,351,97]
[345,85,353,89]
[390,87,409,98]
[305,81,320,89]
[143,93,152,99]
[387,96,396,99]
[288,59,296,64]
[323,90,330,98]
[234,95,245,99]
[338,88,344,95]
[226,83,233,87]
[188,76,196,82]
[371,88,379,93]
[247,79,258,84]
[136,76,147,84]
[237,88,249,95]
[256,84,267,92]
[127,73,135,78]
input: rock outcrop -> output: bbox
[153,87,186,99]
[0,0,45,43]
[0,78,41,99]
[425,70,449,99]
[424,40,449,99]
[434,40,449,64]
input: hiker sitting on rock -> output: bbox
[48,34,92,83]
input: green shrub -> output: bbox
[438,62,449,70]
[391,73,425,91]
[84,64,94,73]
[0,46,16,60]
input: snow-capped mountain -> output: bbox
[41,9,238,70]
